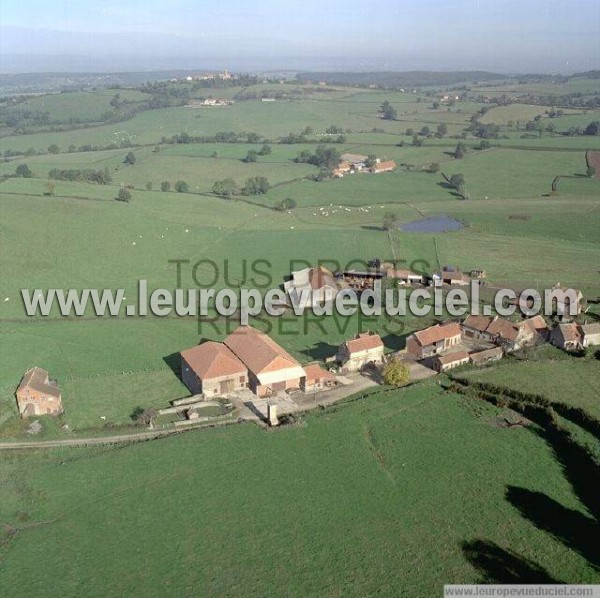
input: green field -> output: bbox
[1,384,598,595]
[0,74,599,592]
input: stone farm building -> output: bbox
[336,332,384,372]
[283,265,339,309]
[302,363,337,392]
[462,315,539,352]
[431,350,470,373]
[406,322,462,360]
[181,326,306,398]
[15,367,63,418]
[371,160,396,173]
[181,341,247,396]
[550,322,600,351]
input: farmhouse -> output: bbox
[15,367,63,418]
[386,268,424,285]
[223,326,306,397]
[371,160,397,173]
[581,323,600,348]
[550,323,583,351]
[440,267,470,286]
[431,350,470,373]
[461,315,532,351]
[302,363,337,392]
[336,332,384,372]
[406,322,462,359]
[180,341,247,396]
[284,265,339,308]
[549,321,600,351]
[547,285,587,315]
[340,153,369,169]
[469,346,504,366]
[516,315,550,343]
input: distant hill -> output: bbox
[296,71,507,88]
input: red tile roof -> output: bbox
[486,317,519,342]
[181,341,246,380]
[345,332,384,354]
[558,323,582,343]
[413,322,461,347]
[373,160,396,172]
[435,350,470,365]
[16,367,61,399]
[463,315,494,332]
[303,363,336,384]
[224,326,301,375]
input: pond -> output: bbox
[400,215,464,233]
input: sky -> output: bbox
[1,0,599,73]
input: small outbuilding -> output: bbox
[302,364,337,393]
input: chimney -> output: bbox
[267,402,279,427]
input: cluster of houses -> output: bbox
[12,259,597,420]
[283,263,486,305]
[333,153,397,178]
[187,98,233,108]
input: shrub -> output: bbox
[116,188,132,202]
[174,180,189,193]
[383,360,410,387]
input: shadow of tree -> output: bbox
[506,487,600,569]
[461,396,600,581]
[462,540,563,583]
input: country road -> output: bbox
[0,427,186,450]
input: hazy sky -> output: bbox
[1,0,599,72]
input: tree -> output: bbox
[405,128,414,136]
[160,181,171,192]
[258,144,272,155]
[412,134,423,147]
[16,163,32,178]
[326,124,343,134]
[365,154,377,169]
[247,132,261,144]
[242,176,270,196]
[131,407,158,426]
[212,178,238,197]
[175,180,189,193]
[454,142,467,159]
[382,212,399,230]
[420,125,431,137]
[477,139,491,150]
[276,197,297,211]
[145,181,153,191]
[47,144,60,154]
[116,188,132,202]
[302,126,314,136]
[436,123,448,137]
[243,149,258,163]
[380,101,397,121]
[383,360,410,387]
[124,151,136,165]
[584,121,600,136]
[43,181,55,196]
[428,162,440,174]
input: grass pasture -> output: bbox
[0,384,598,595]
